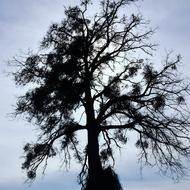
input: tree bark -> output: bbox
[84,71,104,189]
[86,125,103,190]
[85,92,103,189]
[86,126,123,190]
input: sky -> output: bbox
[0,0,190,189]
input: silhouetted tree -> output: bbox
[11,0,190,189]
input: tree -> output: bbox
[11,0,190,189]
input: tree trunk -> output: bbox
[86,126,103,190]
[84,75,103,189]
[86,126,123,190]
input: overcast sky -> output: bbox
[0,0,190,190]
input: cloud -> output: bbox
[0,0,190,190]
[0,171,79,190]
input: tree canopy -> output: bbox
[11,0,190,189]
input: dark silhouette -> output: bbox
[11,0,190,189]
